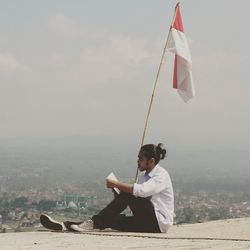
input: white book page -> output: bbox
[106,172,120,194]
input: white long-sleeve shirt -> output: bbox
[133,164,174,233]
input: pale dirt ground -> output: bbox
[1,218,250,250]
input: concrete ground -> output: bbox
[1,218,250,250]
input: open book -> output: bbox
[106,172,120,194]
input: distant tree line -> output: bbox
[175,206,231,224]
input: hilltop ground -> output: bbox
[1,218,250,249]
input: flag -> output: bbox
[167,3,195,102]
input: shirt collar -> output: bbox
[146,164,159,178]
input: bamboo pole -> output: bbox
[134,3,180,182]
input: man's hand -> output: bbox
[106,179,118,189]
[106,179,134,194]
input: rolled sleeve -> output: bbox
[133,175,167,198]
[133,183,141,196]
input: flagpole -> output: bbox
[134,3,180,182]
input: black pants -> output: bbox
[92,192,161,233]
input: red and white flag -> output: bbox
[167,3,195,102]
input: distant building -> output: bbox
[56,195,97,210]
[68,201,78,211]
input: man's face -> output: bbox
[137,151,152,172]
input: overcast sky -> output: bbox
[0,0,249,154]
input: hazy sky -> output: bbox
[0,0,249,153]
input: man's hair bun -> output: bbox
[157,143,167,160]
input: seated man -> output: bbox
[40,143,174,233]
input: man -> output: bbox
[40,143,174,233]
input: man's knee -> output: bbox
[117,191,134,199]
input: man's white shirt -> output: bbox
[133,164,174,233]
